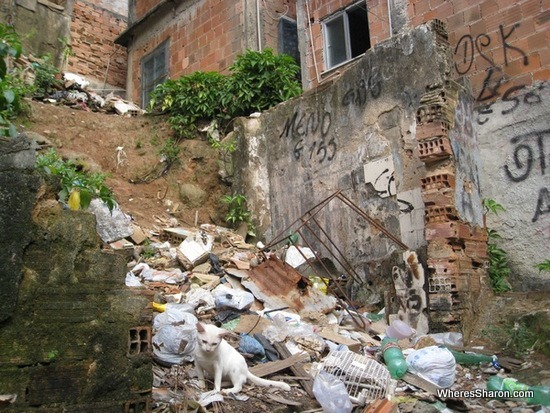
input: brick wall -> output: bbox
[135,0,163,22]
[263,0,297,51]
[300,0,390,89]
[409,0,547,105]
[69,0,128,90]
[299,0,547,98]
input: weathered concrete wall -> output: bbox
[478,81,550,291]
[233,22,491,332]
[0,137,152,411]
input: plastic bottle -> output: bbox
[487,376,550,406]
[381,337,407,379]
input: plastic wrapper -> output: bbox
[406,346,456,388]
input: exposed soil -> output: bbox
[20,100,230,236]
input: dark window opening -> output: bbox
[141,41,169,108]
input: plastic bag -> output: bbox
[152,324,197,365]
[239,334,266,360]
[406,346,456,388]
[312,370,353,413]
[153,307,197,331]
[212,284,254,310]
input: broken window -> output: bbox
[322,2,370,70]
[141,41,169,108]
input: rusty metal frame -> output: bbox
[264,190,409,329]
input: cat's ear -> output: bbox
[217,327,231,338]
[196,322,205,333]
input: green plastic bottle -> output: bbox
[487,376,550,406]
[381,337,407,379]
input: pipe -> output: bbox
[305,0,321,84]
[387,0,393,36]
[256,0,262,51]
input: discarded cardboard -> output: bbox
[318,327,362,352]
[233,314,273,335]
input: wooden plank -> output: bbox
[318,327,362,352]
[273,342,315,398]
[249,352,309,377]
[402,372,440,395]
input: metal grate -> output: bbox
[319,351,394,405]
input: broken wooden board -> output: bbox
[273,342,315,398]
[318,327,362,352]
[241,256,337,315]
[233,314,273,335]
[249,351,309,378]
[402,372,440,395]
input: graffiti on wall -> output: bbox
[476,83,546,125]
[503,129,549,223]
[449,95,484,226]
[454,23,530,104]
[364,156,396,198]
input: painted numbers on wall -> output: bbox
[280,108,336,164]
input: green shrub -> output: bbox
[222,194,255,237]
[149,49,302,140]
[483,199,511,293]
[31,54,62,97]
[225,48,302,118]
[36,149,117,211]
[0,23,23,137]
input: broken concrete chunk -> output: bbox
[88,199,133,243]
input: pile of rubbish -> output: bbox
[117,222,550,413]
[14,54,143,116]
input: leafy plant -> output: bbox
[222,194,255,237]
[32,54,62,97]
[483,199,511,292]
[535,260,550,272]
[149,49,301,141]
[158,138,181,165]
[35,149,117,211]
[225,48,302,118]
[0,23,23,137]
[149,71,228,139]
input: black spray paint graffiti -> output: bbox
[280,108,336,164]
[476,83,545,125]
[503,129,549,222]
[342,65,384,108]
[454,23,529,103]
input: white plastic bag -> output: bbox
[212,284,254,310]
[153,307,197,331]
[312,370,353,413]
[406,346,456,388]
[152,324,197,365]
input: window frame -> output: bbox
[140,40,169,108]
[322,2,369,71]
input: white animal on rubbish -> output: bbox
[194,322,291,394]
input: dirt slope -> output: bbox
[20,100,230,236]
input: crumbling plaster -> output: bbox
[233,23,459,306]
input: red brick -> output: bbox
[479,0,499,18]
[417,136,454,163]
[416,121,450,140]
[534,68,550,81]
[505,52,540,77]
[527,31,549,51]
[463,4,481,23]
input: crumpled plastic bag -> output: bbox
[152,324,197,365]
[312,370,353,413]
[406,345,456,388]
[153,306,198,331]
[212,284,254,311]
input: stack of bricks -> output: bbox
[415,26,488,330]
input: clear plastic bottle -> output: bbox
[381,337,407,379]
[487,376,550,406]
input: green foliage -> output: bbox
[149,49,302,140]
[483,199,511,293]
[226,48,302,117]
[0,23,23,137]
[506,320,538,357]
[150,71,228,139]
[35,149,117,211]
[31,54,62,96]
[158,138,181,165]
[222,194,255,237]
[535,260,550,272]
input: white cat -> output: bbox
[194,322,291,394]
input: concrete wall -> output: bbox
[233,22,490,331]
[0,136,153,411]
[478,81,550,291]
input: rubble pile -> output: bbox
[114,220,549,413]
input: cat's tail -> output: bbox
[246,372,291,391]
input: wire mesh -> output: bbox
[319,351,394,405]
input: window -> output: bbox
[323,2,370,70]
[141,41,169,108]
[279,17,300,67]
